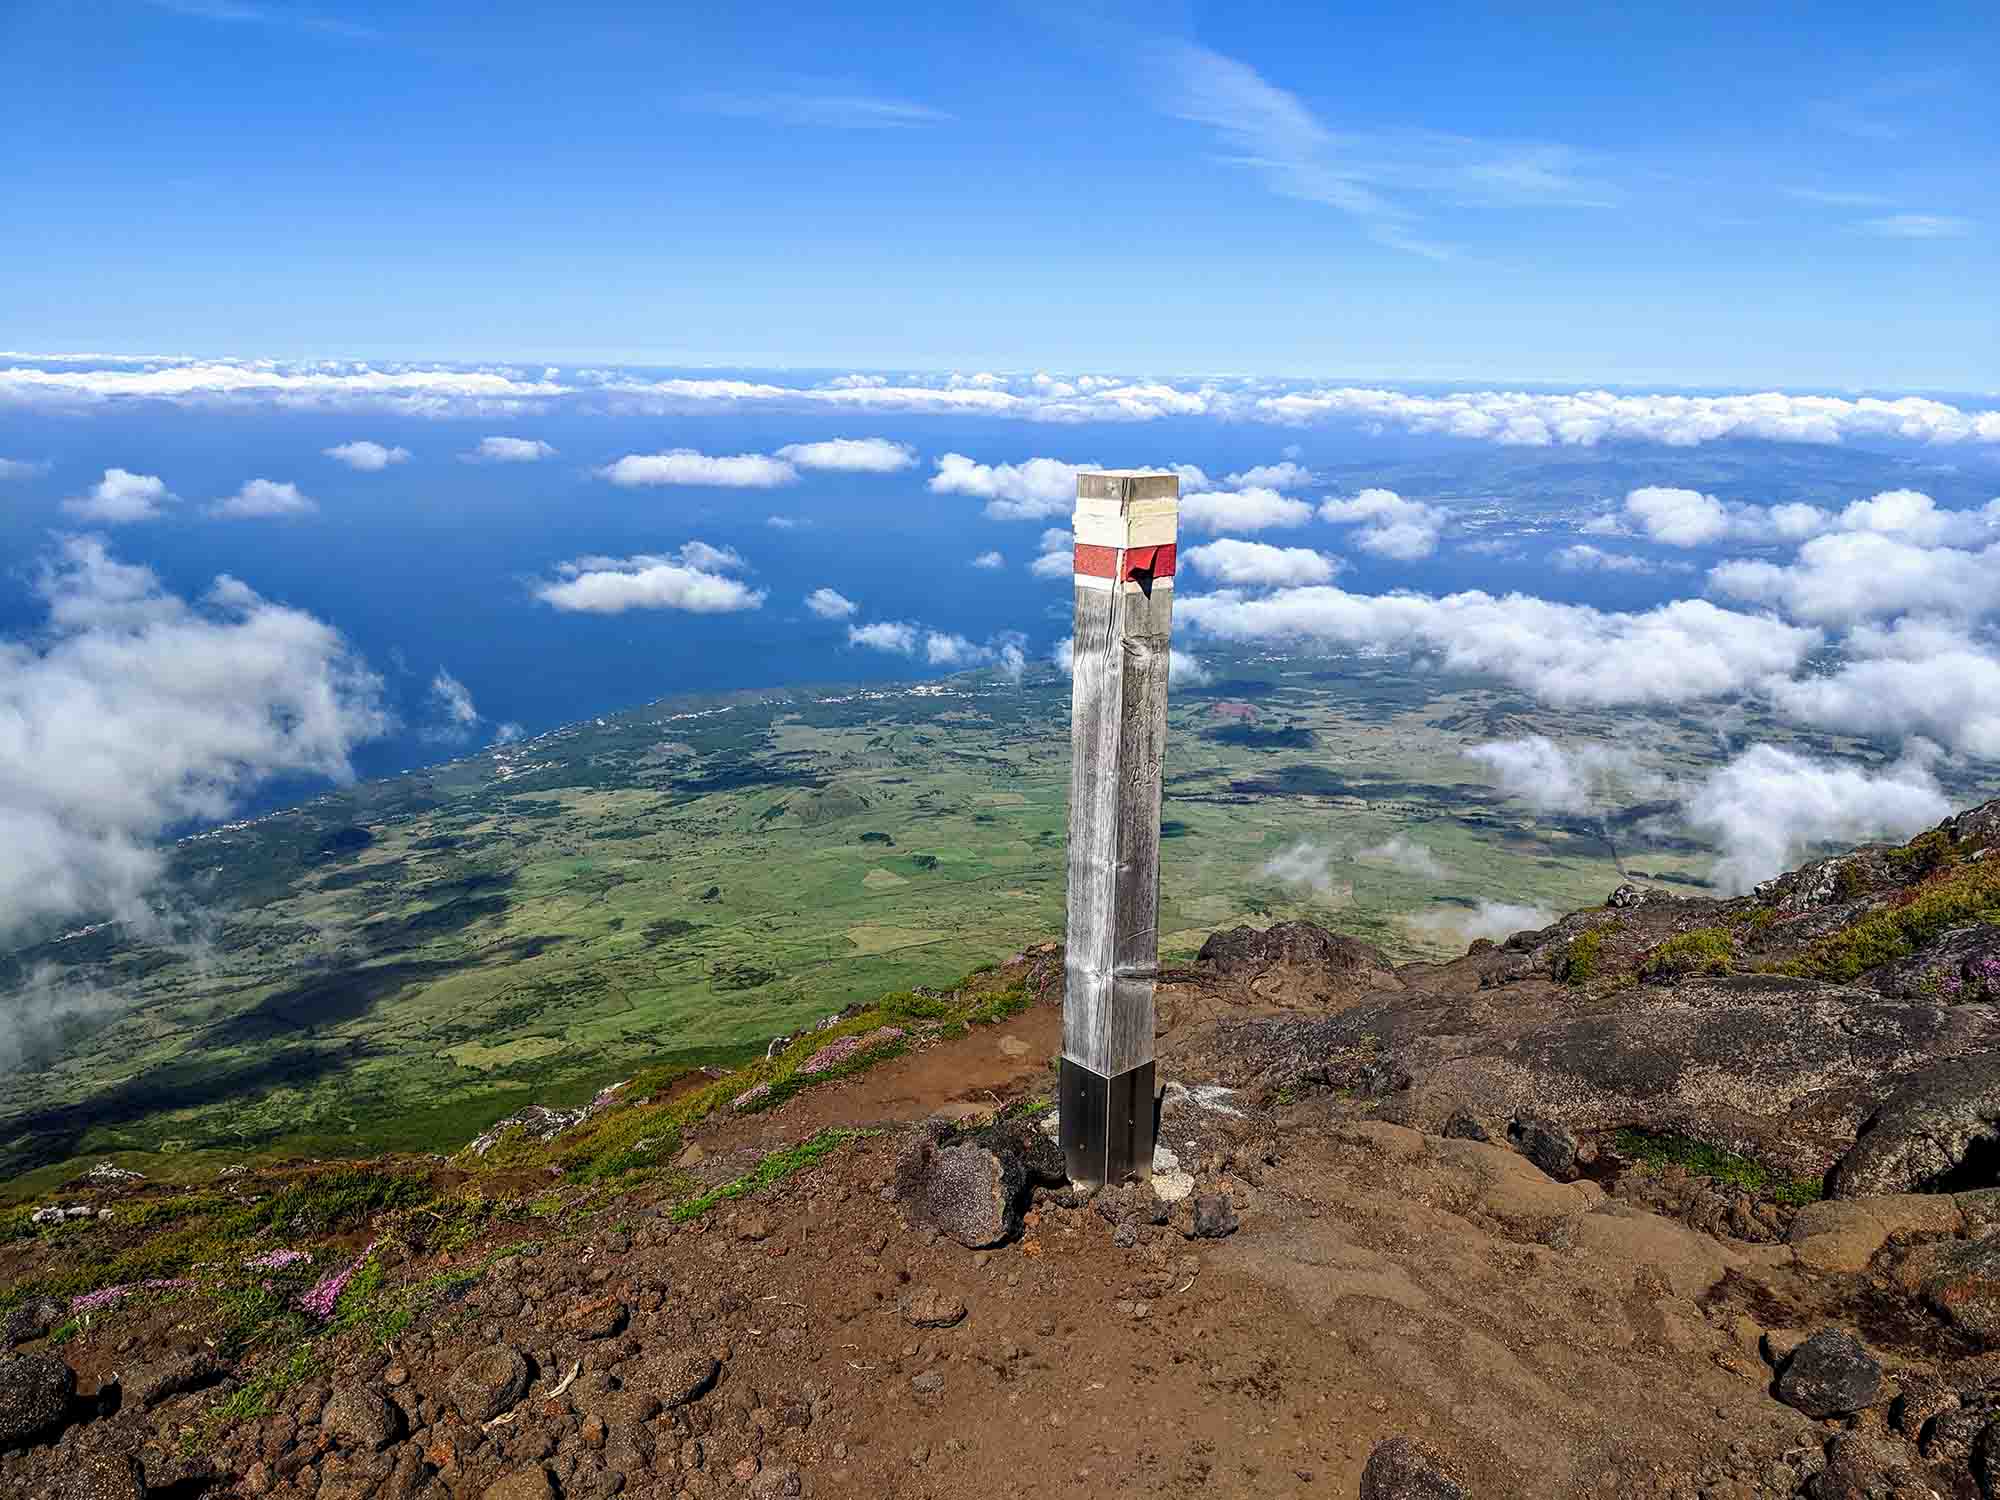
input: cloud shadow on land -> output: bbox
[0,1038,384,1177]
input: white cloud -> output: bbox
[1053,637,1074,673]
[1406,901,1554,948]
[1030,528,1073,579]
[323,440,410,471]
[971,550,1006,570]
[1594,486,1999,556]
[773,437,917,472]
[1761,620,2000,759]
[1180,487,1314,534]
[597,449,797,488]
[1183,539,1339,587]
[63,468,172,523]
[1860,214,1972,239]
[0,458,50,480]
[683,91,952,130]
[431,669,478,726]
[1170,649,1212,687]
[1683,744,1950,894]
[1260,840,1338,898]
[676,540,744,572]
[1554,544,1654,574]
[766,514,802,529]
[1468,731,1961,893]
[7,355,2000,450]
[1253,386,2000,448]
[925,631,984,666]
[928,454,1083,519]
[1178,587,1818,707]
[1357,835,1447,880]
[1466,736,1658,815]
[424,667,483,743]
[535,542,765,614]
[1147,40,1614,260]
[468,436,555,463]
[0,357,569,414]
[1834,490,2000,547]
[1621,486,1731,546]
[209,478,318,519]
[1226,461,1313,490]
[804,587,858,620]
[1709,533,2000,625]
[1317,488,1445,559]
[848,620,919,654]
[494,721,524,744]
[0,538,388,939]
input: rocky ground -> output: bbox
[2,801,1999,1499]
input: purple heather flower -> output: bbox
[298,1240,376,1322]
[797,1026,906,1078]
[70,1278,194,1315]
[243,1248,311,1272]
[732,1082,773,1111]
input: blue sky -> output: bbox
[2,0,1992,387]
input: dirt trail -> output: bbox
[697,1005,1062,1160]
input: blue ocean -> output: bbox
[4,373,1988,791]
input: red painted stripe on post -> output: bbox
[1072,543,1177,580]
[1073,543,1121,578]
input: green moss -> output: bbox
[875,990,954,1023]
[1783,860,2000,983]
[1834,861,1869,901]
[1639,927,1736,980]
[669,1128,867,1223]
[1613,1130,1823,1206]
[1550,928,1604,985]
[215,1346,316,1422]
[226,1168,435,1238]
[964,984,1032,1025]
[1887,828,1954,880]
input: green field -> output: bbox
[3,646,1983,1193]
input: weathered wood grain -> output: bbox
[1062,474,1178,1082]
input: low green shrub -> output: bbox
[1550,929,1604,985]
[1639,928,1735,980]
[1785,860,2000,983]
[1614,1130,1823,1206]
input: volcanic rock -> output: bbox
[54,1454,146,1500]
[903,1288,967,1328]
[648,1348,719,1409]
[3,1299,63,1348]
[1359,1436,1468,1499]
[1776,1330,1884,1418]
[0,1354,75,1448]
[323,1383,400,1451]
[1191,1195,1239,1239]
[1196,922,1399,1010]
[1918,1236,2000,1345]
[482,1468,556,1500]
[449,1345,529,1423]
[124,1350,215,1410]
[1507,1116,1579,1181]
[1832,1055,2000,1198]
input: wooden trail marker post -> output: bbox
[1060,469,1179,1187]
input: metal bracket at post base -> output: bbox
[1058,1056,1157,1188]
